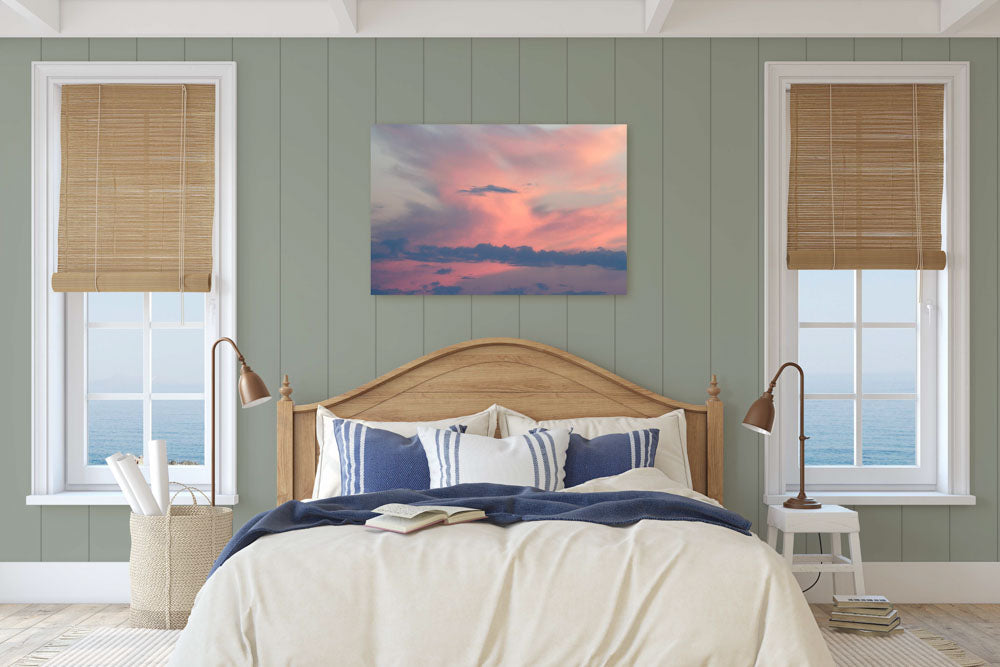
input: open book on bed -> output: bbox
[365,503,486,534]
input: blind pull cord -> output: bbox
[828,84,837,270]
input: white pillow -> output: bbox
[563,468,721,508]
[312,405,498,499]
[418,427,571,491]
[497,406,692,489]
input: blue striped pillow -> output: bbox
[418,427,571,491]
[333,419,465,496]
[558,428,660,487]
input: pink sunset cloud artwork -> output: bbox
[370,124,627,295]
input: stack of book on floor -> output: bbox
[829,595,901,634]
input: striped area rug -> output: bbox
[13,627,181,667]
[822,626,986,667]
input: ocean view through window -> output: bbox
[86,292,207,466]
[798,270,920,467]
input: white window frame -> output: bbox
[28,61,239,506]
[763,61,973,506]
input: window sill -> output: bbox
[26,492,239,506]
[764,492,975,506]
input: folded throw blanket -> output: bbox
[211,483,751,576]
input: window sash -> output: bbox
[64,291,214,490]
[780,269,938,488]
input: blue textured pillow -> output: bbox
[333,419,466,496]
[560,428,660,487]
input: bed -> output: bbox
[172,338,833,665]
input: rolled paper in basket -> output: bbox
[116,454,162,516]
[149,440,170,515]
[106,454,142,514]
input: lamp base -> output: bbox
[783,496,822,510]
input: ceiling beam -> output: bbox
[330,0,357,33]
[939,0,999,33]
[1,0,59,32]
[644,0,676,33]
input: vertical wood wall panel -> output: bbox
[184,38,233,61]
[88,39,137,61]
[614,39,664,393]
[470,39,521,338]
[2,38,1000,566]
[663,38,711,405]
[0,39,41,561]
[566,38,615,370]
[951,38,999,561]
[518,39,569,348]
[710,39,760,531]
[853,38,902,60]
[232,38,281,527]
[422,39,473,352]
[900,36,952,562]
[375,39,425,374]
[137,38,183,61]
[280,39,329,403]
[330,39,377,394]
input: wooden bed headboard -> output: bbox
[276,338,724,505]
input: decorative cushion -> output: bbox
[559,428,660,487]
[418,427,571,491]
[330,420,465,496]
[498,406,692,488]
[312,405,498,499]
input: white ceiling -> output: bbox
[1,0,1000,38]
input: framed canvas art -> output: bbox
[370,124,627,295]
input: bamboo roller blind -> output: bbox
[787,83,946,270]
[51,84,216,292]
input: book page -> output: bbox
[372,503,443,519]
[414,505,480,517]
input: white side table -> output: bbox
[766,504,865,595]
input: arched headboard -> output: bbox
[277,338,724,504]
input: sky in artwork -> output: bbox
[370,124,627,295]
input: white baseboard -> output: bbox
[2,561,998,604]
[800,561,1000,603]
[0,562,130,603]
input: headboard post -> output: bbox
[706,374,724,505]
[277,374,294,504]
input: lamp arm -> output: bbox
[212,336,246,365]
[767,361,807,445]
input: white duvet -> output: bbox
[172,469,833,666]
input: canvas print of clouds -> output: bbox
[370,124,627,295]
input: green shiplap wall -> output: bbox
[0,38,997,564]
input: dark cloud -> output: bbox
[535,282,549,291]
[431,285,463,295]
[457,184,519,196]
[434,267,453,275]
[495,287,528,295]
[371,241,626,271]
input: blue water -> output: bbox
[88,400,205,465]
[805,399,916,466]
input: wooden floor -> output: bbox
[0,603,129,666]
[0,603,997,665]
[812,603,1000,666]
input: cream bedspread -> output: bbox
[171,469,833,666]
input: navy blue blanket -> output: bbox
[211,483,750,576]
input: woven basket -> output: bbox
[128,486,232,629]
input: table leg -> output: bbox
[848,531,866,594]
[782,531,795,567]
[830,533,842,595]
[767,525,777,550]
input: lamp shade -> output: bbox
[742,391,775,435]
[238,364,272,408]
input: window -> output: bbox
[29,62,237,504]
[65,292,210,488]
[764,62,971,504]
